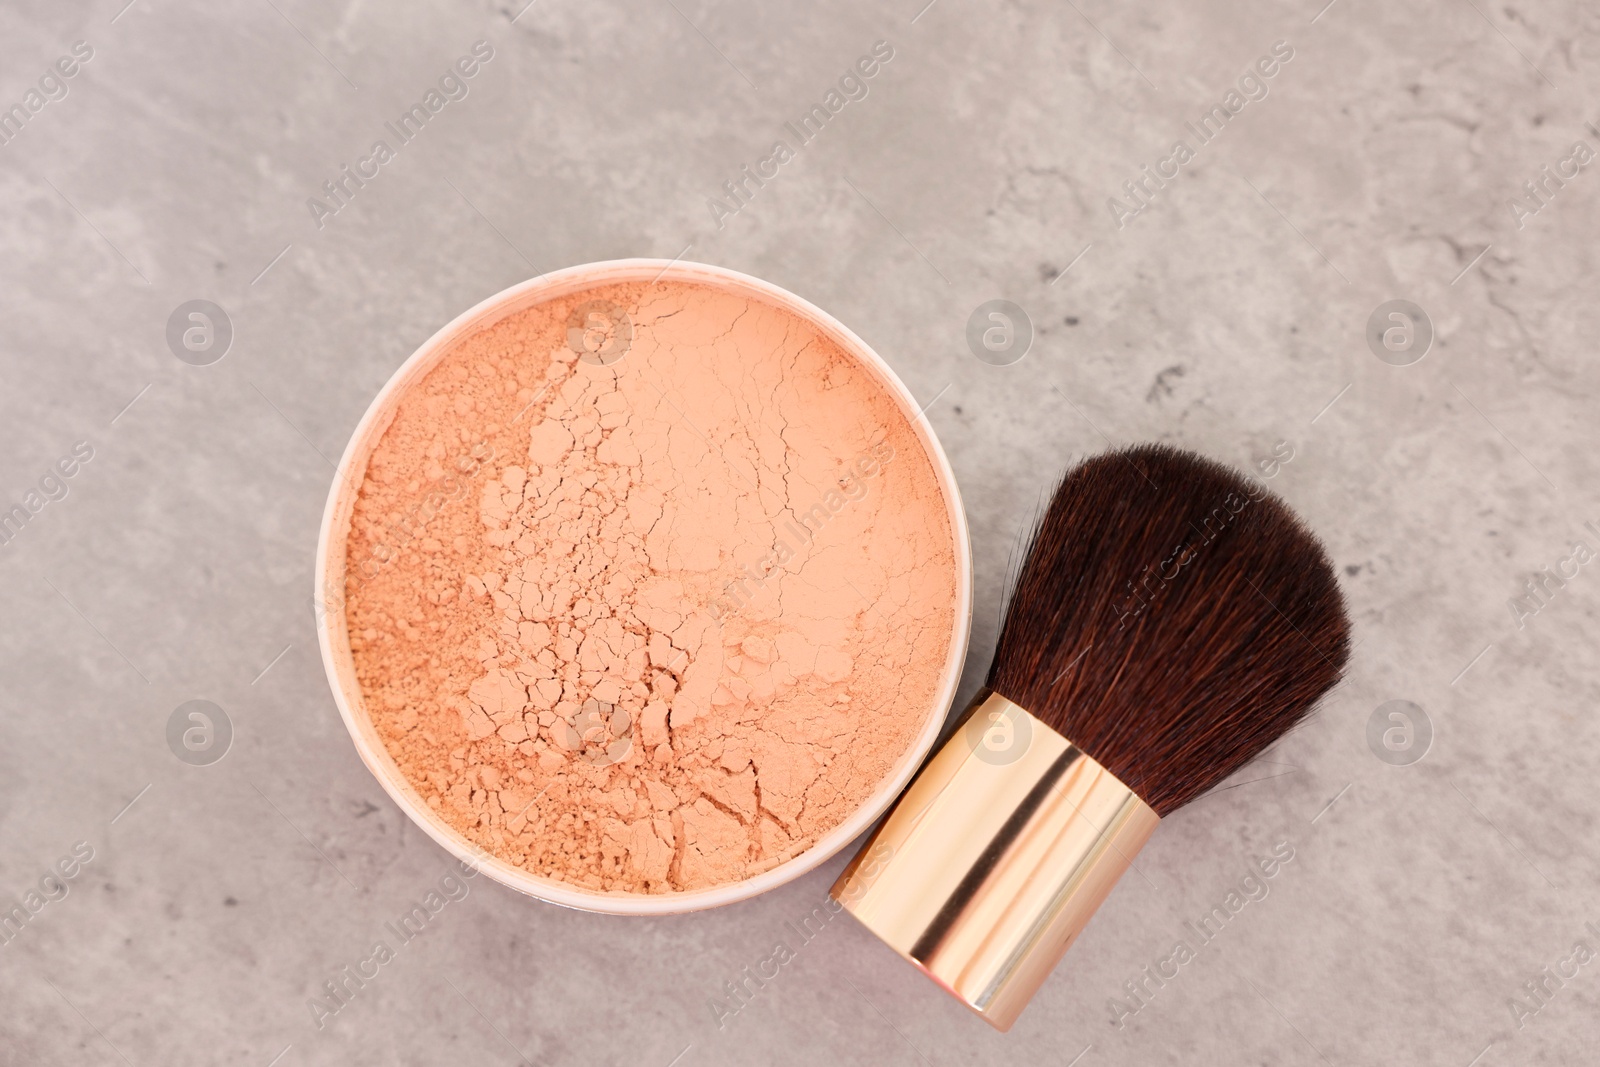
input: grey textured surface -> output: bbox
[1,0,1597,1064]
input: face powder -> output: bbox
[319,261,969,908]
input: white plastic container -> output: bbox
[315,259,972,915]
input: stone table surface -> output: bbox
[1,0,1597,1064]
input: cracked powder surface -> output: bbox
[344,278,957,894]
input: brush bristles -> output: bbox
[988,444,1350,816]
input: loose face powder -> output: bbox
[338,269,959,897]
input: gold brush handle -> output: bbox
[831,690,1159,1031]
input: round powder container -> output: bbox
[316,260,971,914]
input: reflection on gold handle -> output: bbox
[831,690,1159,1031]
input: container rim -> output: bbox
[314,258,973,915]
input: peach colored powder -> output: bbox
[344,278,956,894]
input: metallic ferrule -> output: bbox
[831,689,1159,1031]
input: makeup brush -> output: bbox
[831,443,1350,1030]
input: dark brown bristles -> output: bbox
[987,444,1350,816]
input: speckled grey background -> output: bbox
[2,0,1597,1064]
